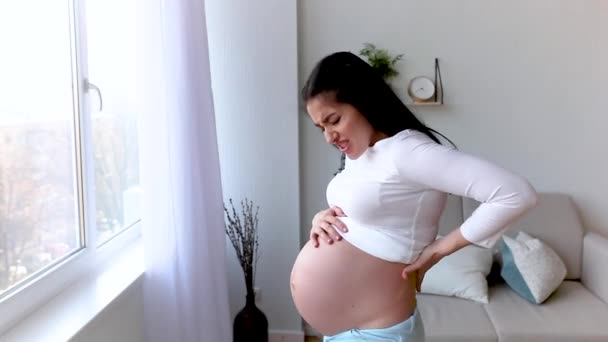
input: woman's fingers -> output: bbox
[319,222,342,241]
[310,224,343,248]
[331,206,347,217]
[328,216,348,232]
[311,227,334,247]
[401,258,424,279]
[309,206,349,248]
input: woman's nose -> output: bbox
[323,130,337,144]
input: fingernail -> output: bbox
[342,228,348,232]
[328,239,333,244]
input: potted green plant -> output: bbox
[359,43,404,81]
[224,198,268,342]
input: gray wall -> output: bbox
[207,0,303,337]
[299,0,608,246]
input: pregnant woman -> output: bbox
[290,52,538,341]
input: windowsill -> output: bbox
[0,237,144,342]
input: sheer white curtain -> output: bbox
[136,0,231,341]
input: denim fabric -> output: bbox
[323,309,425,342]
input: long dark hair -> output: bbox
[301,51,454,147]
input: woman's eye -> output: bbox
[330,117,340,125]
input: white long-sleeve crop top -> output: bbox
[326,129,538,264]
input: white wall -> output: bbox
[299,0,608,244]
[206,0,303,338]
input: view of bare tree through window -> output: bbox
[92,113,140,244]
[0,0,140,297]
[0,1,83,296]
[0,122,81,293]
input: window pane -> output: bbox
[85,0,140,246]
[0,1,83,297]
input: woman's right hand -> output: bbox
[310,206,348,248]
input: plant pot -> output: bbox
[233,292,268,342]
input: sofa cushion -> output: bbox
[417,293,497,342]
[463,193,583,279]
[484,281,608,342]
[421,242,493,303]
[582,233,608,304]
[500,232,567,304]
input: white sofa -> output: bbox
[418,192,608,342]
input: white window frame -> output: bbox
[0,0,142,335]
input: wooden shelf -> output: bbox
[405,101,443,107]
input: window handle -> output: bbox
[84,79,103,111]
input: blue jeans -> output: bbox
[323,309,425,342]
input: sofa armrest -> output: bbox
[582,232,608,304]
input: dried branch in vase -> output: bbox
[224,198,260,293]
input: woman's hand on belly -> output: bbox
[310,206,349,247]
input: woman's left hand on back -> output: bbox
[400,241,445,292]
[402,230,471,291]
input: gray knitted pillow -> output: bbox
[500,232,567,304]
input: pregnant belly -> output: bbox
[290,239,417,336]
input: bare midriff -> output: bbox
[290,239,417,336]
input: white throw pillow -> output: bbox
[420,240,493,304]
[500,231,567,304]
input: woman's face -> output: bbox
[306,95,385,159]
